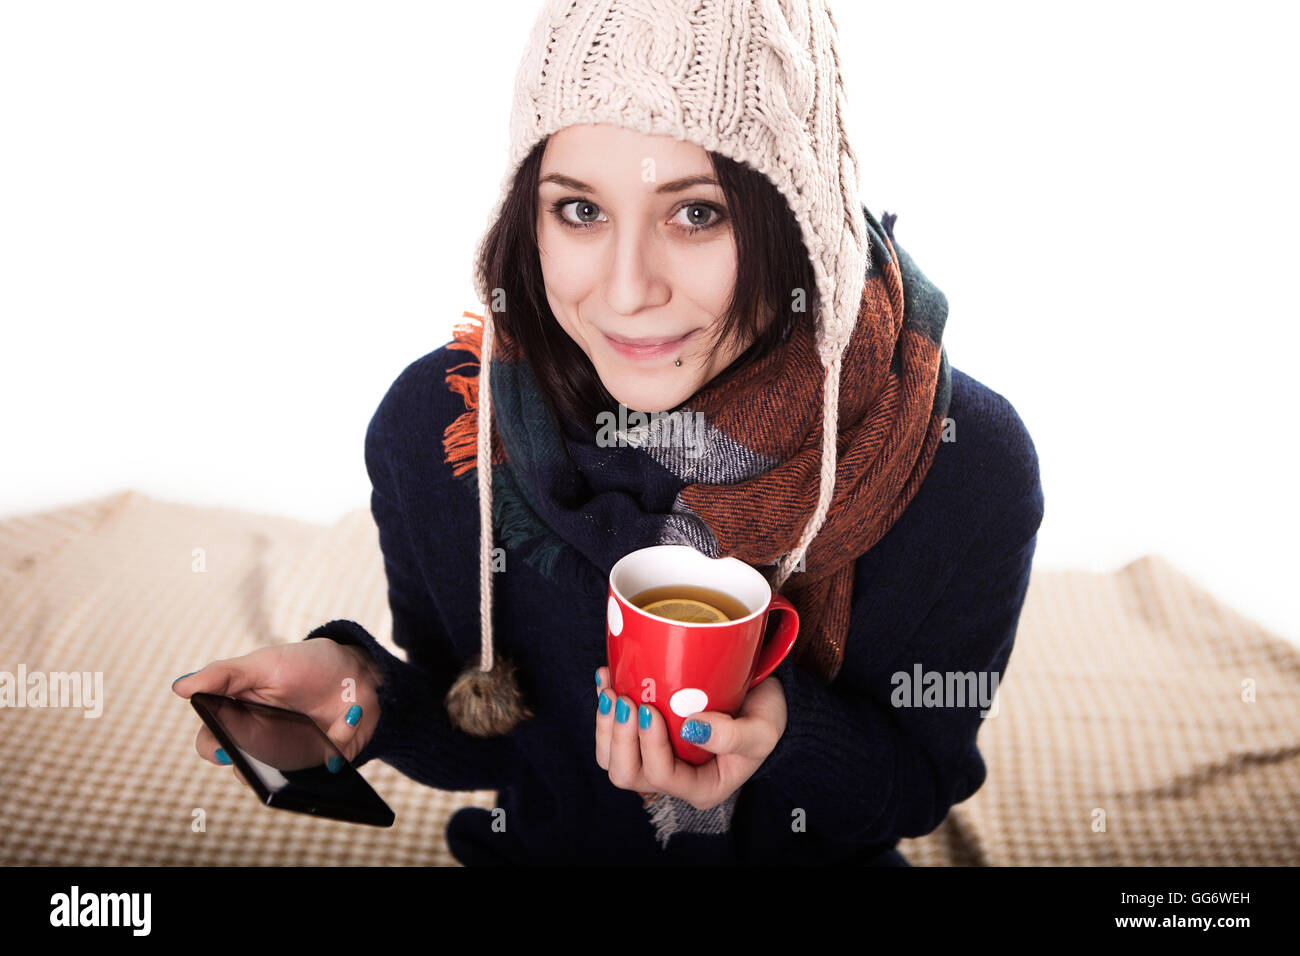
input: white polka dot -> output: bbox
[607,596,623,636]
[670,688,708,717]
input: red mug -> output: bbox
[605,544,800,765]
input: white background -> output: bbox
[2,1,1296,645]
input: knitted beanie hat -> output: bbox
[447,0,869,736]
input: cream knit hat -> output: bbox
[447,0,869,736]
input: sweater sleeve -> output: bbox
[302,367,522,793]
[746,466,1044,847]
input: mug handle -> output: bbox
[748,592,800,690]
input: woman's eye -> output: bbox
[553,199,606,229]
[673,203,724,233]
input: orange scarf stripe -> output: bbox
[443,312,507,478]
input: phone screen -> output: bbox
[190,692,394,827]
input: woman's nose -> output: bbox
[602,231,667,315]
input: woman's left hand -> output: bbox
[595,666,787,811]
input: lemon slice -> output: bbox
[641,598,728,624]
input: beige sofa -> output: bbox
[1,490,1297,865]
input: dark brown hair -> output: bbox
[474,137,819,428]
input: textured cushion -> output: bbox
[1,490,1296,865]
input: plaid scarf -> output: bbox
[441,205,950,849]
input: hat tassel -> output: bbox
[444,301,533,737]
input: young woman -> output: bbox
[173,0,1043,866]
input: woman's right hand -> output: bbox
[171,638,383,769]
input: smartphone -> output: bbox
[190,692,394,827]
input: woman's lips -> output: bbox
[602,329,696,361]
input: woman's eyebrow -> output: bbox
[539,173,720,194]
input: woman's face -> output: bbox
[536,124,761,416]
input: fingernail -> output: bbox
[345,704,362,726]
[215,748,231,765]
[638,705,651,730]
[615,697,630,723]
[598,690,612,716]
[172,671,196,686]
[595,668,602,691]
[680,720,711,744]
[327,756,342,774]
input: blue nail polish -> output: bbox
[595,668,602,690]
[172,671,196,686]
[638,705,651,730]
[345,704,362,726]
[327,756,342,773]
[680,720,711,744]
[598,691,612,715]
[215,748,231,765]
[615,697,630,723]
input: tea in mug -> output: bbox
[630,584,751,624]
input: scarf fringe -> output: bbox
[642,792,677,850]
[640,789,739,850]
[443,311,489,478]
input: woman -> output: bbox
[173,0,1043,866]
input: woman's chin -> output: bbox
[604,381,689,416]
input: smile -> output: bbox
[602,329,696,361]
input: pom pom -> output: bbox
[445,656,533,737]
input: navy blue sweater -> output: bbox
[305,345,1044,865]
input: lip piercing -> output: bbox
[675,358,681,366]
